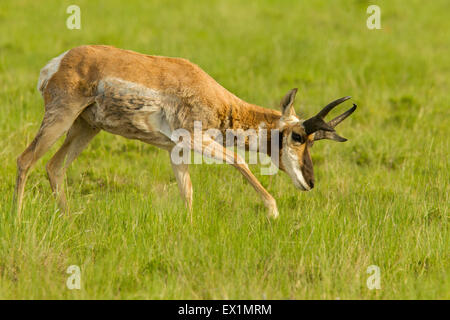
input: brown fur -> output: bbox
[14,45,354,219]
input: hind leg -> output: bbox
[14,104,88,216]
[46,117,100,212]
[170,160,193,219]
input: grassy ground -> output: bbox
[0,0,448,299]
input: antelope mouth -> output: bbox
[292,167,312,191]
[281,148,314,191]
[295,179,312,191]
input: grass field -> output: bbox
[0,0,448,299]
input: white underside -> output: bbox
[97,77,174,138]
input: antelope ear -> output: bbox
[280,88,298,117]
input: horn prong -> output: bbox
[328,104,357,128]
[317,96,352,119]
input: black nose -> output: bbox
[309,180,315,189]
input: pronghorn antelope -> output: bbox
[14,45,356,219]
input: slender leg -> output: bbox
[14,102,89,217]
[193,136,279,218]
[46,117,100,212]
[170,158,193,219]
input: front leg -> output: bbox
[231,162,279,219]
[193,136,279,219]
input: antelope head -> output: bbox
[277,88,357,191]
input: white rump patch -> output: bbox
[37,51,68,95]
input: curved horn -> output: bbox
[313,102,357,142]
[316,96,352,119]
[328,104,357,128]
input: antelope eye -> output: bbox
[291,132,304,144]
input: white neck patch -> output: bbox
[281,145,311,191]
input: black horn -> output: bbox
[328,104,357,128]
[316,96,352,119]
[303,96,352,135]
[313,102,357,142]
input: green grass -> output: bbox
[0,0,448,299]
